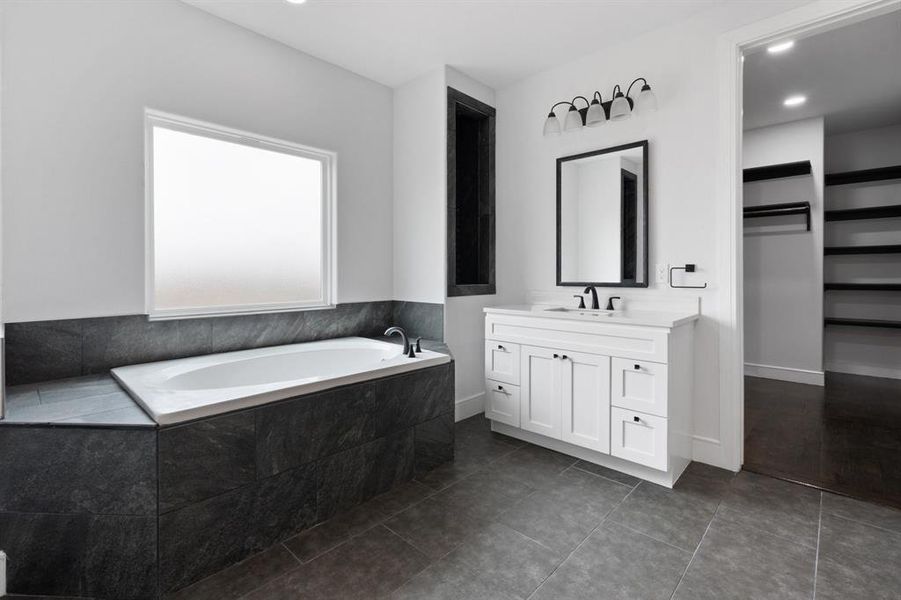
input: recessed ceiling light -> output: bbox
[767,40,795,54]
[783,95,806,107]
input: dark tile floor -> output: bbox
[163,414,901,600]
[745,372,901,509]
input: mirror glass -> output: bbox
[557,140,648,287]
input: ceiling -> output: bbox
[743,9,901,135]
[182,0,723,89]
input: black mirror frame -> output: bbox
[556,139,649,288]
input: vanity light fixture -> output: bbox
[542,77,657,136]
[783,94,807,107]
[767,40,795,54]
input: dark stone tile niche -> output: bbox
[0,362,454,598]
[447,87,496,297]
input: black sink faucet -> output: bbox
[583,286,600,310]
[384,326,410,355]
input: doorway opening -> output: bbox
[739,7,901,508]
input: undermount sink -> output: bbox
[544,307,614,317]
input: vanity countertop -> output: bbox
[484,304,700,328]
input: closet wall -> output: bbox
[743,118,825,385]
[823,123,901,379]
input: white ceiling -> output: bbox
[743,9,901,135]
[182,0,723,89]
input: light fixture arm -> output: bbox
[548,101,574,115]
[592,91,604,103]
[625,77,649,98]
[570,95,591,109]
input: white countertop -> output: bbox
[484,304,700,328]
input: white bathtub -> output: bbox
[111,337,451,425]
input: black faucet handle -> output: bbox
[407,344,416,358]
[605,296,622,311]
[414,337,422,352]
[573,295,586,309]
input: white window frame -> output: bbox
[144,109,337,320]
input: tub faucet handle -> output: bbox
[414,337,422,353]
[407,344,417,358]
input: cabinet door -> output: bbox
[611,358,668,418]
[610,407,668,471]
[561,351,611,453]
[485,380,520,427]
[485,341,520,385]
[520,345,562,438]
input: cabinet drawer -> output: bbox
[485,379,520,427]
[611,358,668,417]
[485,341,521,384]
[611,407,668,471]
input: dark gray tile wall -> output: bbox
[157,362,454,594]
[392,301,444,340]
[5,301,444,385]
[0,426,158,599]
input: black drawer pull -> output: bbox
[561,355,569,360]
[634,364,641,370]
[497,385,504,391]
[633,416,641,422]
[497,344,505,351]
[553,353,559,358]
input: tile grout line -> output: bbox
[525,481,642,600]
[813,492,823,600]
[613,521,698,555]
[567,463,638,491]
[668,498,721,600]
[827,510,901,536]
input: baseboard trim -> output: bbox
[454,392,485,422]
[824,361,901,381]
[744,362,824,386]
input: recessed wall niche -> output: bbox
[447,87,496,296]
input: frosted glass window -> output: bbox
[147,112,334,318]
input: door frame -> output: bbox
[715,0,901,470]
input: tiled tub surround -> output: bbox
[0,361,454,598]
[4,300,444,386]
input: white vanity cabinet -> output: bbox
[483,306,698,488]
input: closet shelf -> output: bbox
[825,165,901,186]
[824,244,901,256]
[743,202,811,231]
[824,204,901,222]
[743,161,812,183]
[825,318,901,330]
[824,283,901,291]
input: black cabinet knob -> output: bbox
[634,364,640,370]
[497,385,504,391]
[553,353,559,358]
[561,355,568,360]
[633,416,640,422]
[497,344,505,350]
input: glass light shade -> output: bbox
[609,93,631,121]
[563,106,583,131]
[634,85,658,114]
[542,113,561,136]
[585,101,606,127]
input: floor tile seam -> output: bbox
[813,492,823,600]
[566,463,638,490]
[610,520,698,555]
[381,520,447,562]
[524,481,642,600]
[284,515,389,565]
[824,511,901,537]
[235,561,305,600]
[714,506,820,550]
[668,502,719,600]
[376,525,436,595]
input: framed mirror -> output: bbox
[556,140,649,288]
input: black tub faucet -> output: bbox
[583,286,600,310]
[384,326,410,355]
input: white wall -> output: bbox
[494,1,808,467]
[1,0,394,322]
[743,118,824,385]
[444,67,499,420]
[392,67,446,304]
[823,123,901,379]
